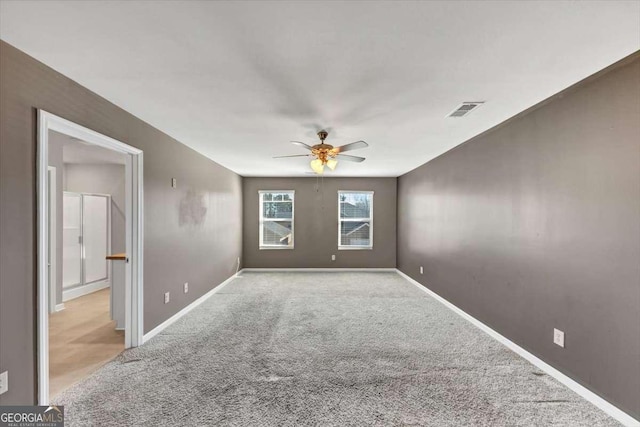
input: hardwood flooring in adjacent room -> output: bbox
[49,288,124,398]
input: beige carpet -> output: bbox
[55,272,619,426]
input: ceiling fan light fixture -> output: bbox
[310,158,325,174]
[278,130,368,174]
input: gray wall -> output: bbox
[243,177,396,268]
[0,40,243,404]
[397,54,640,417]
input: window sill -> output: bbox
[259,246,295,250]
[338,246,373,251]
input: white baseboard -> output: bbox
[240,268,397,272]
[142,273,239,344]
[395,269,639,427]
[54,303,65,312]
[62,280,109,302]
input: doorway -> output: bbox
[37,111,144,404]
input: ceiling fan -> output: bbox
[274,130,368,175]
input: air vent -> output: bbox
[447,102,484,118]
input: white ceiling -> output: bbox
[2,1,639,177]
[50,131,127,165]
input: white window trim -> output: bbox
[259,190,295,250]
[338,190,374,250]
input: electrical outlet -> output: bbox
[331,254,336,261]
[420,266,424,275]
[0,371,8,395]
[553,328,565,348]
[164,292,170,304]
[171,178,177,188]
[184,282,189,293]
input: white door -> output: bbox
[82,195,109,284]
[62,192,82,289]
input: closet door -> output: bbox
[83,195,110,284]
[62,192,82,288]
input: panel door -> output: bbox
[82,194,109,284]
[62,192,82,288]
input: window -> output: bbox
[259,191,294,249]
[338,191,373,249]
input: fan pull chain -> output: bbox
[321,174,325,213]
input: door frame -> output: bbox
[47,166,58,313]
[37,110,144,404]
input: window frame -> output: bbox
[259,190,295,250]
[338,190,374,250]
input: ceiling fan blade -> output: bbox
[336,154,366,163]
[291,141,314,151]
[273,154,311,158]
[334,140,368,153]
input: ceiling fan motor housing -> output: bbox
[311,130,337,164]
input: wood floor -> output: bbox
[49,288,124,398]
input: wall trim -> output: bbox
[54,303,65,312]
[47,166,57,314]
[395,269,639,427]
[62,280,109,302]
[241,268,397,272]
[142,273,239,344]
